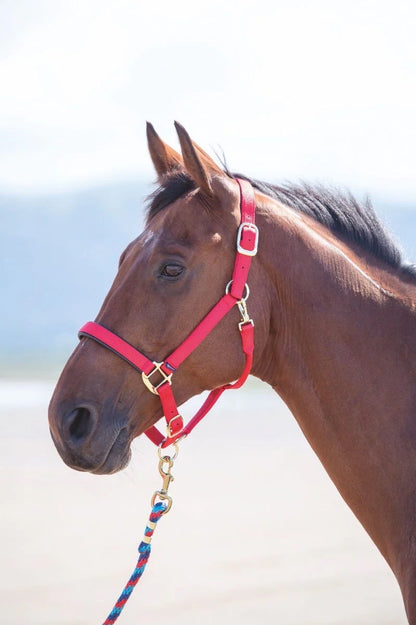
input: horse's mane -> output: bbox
[147,171,416,282]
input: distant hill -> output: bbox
[1,180,415,371]
[1,180,150,369]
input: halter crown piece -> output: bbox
[78,178,258,447]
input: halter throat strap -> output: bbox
[78,178,258,448]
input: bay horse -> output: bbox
[49,122,416,622]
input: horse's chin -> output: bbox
[90,439,132,475]
[50,425,132,475]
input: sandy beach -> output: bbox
[0,377,408,625]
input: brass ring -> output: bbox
[157,441,179,462]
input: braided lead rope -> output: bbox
[102,501,167,625]
[102,444,179,624]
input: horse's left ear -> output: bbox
[174,121,224,196]
[146,122,183,180]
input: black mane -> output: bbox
[147,171,416,281]
[147,172,196,220]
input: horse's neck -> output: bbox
[253,196,416,573]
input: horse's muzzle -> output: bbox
[48,401,131,474]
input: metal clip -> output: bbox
[151,442,179,514]
[236,288,254,331]
[237,298,250,324]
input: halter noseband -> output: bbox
[78,178,258,448]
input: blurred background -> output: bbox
[0,1,414,623]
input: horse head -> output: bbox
[48,123,267,474]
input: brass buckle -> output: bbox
[142,361,173,395]
[236,222,259,256]
[167,415,183,438]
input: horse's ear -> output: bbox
[174,121,223,195]
[146,122,183,179]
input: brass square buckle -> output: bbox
[142,361,173,395]
[236,222,259,256]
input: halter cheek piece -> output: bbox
[78,178,258,448]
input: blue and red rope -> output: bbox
[102,501,167,625]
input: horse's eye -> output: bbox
[160,263,184,278]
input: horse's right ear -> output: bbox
[174,121,225,196]
[146,122,183,180]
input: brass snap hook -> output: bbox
[152,442,180,515]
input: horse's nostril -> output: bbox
[68,407,93,442]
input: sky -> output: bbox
[1,0,415,203]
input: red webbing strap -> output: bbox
[78,321,154,375]
[145,424,166,446]
[164,179,256,371]
[181,321,254,431]
[230,178,257,299]
[78,322,185,440]
[145,178,257,444]
[146,321,255,447]
[165,293,236,370]
[156,383,183,436]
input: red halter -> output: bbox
[78,178,258,448]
